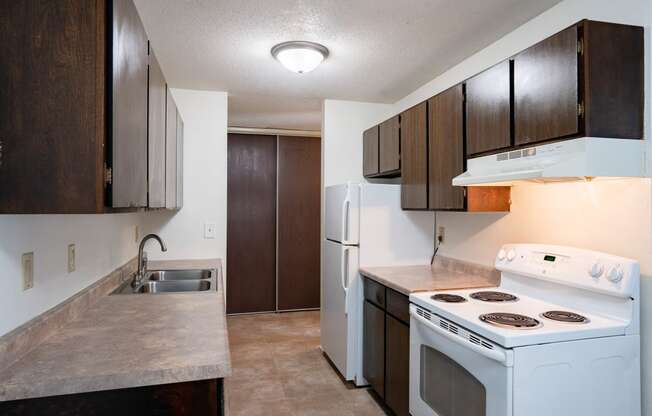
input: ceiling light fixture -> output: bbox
[271,41,329,74]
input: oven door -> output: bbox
[409,305,514,416]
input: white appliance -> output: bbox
[322,182,434,386]
[409,244,640,416]
[452,137,647,186]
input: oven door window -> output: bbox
[420,345,486,416]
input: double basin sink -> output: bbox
[112,269,216,295]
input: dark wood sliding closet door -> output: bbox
[277,136,321,311]
[227,134,277,314]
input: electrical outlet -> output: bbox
[68,244,76,273]
[437,226,445,244]
[134,225,139,243]
[22,252,34,291]
[204,223,216,239]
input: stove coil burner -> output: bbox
[541,310,589,324]
[431,294,467,303]
[470,291,518,302]
[480,313,542,329]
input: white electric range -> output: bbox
[409,244,641,416]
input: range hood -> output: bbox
[453,137,648,186]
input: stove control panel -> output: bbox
[495,244,639,299]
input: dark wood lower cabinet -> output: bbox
[385,315,410,416]
[363,277,410,416]
[0,379,224,416]
[363,299,386,399]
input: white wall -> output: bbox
[0,213,141,335]
[143,89,228,263]
[321,100,393,187]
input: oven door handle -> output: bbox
[411,309,512,365]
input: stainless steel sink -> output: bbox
[147,269,212,281]
[136,280,211,293]
[111,268,217,295]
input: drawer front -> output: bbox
[386,289,410,325]
[364,277,386,309]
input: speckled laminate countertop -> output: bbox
[360,256,500,295]
[0,259,230,402]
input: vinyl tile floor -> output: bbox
[225,311,386,416]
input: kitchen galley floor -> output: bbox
[226,311,385,416]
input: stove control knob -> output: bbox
[607,265,624,283]
[497,249,506,261]
[588,263,604,279]
[506,249,517,262]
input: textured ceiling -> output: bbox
[134,0,561,130]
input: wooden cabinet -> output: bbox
[428,85,465,210]
[400,103,428,210]
[385,314,410,416]
[514,25,579,146]
[362,126,380,176]
[514,20,643,147]
[362,116,400,178]
[363,300,385,398]
[165,88,179,209]
[111,0,149,208]
[0,0,184,213]
[379,116,400,174]
[466,61,512,156]
[176,114,185,207]
[362,277,410,416]
[147,46,167,208]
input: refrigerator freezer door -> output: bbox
[325,183,360,245]
[321,239,360,381]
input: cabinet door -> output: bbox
[362,126,379,176]
[363,300,385,398]
[466,61,511,155]
[429,85,465,210]
[385,315,410,416]
[176,114,184,208]
[514,25,579,146]
[165,88,178,209]
[112,0,149,208]
[379,116,400,173]
[147,47,166,208]
[400,103,428,210]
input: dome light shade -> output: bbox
[271,41,329,74]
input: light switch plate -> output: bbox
[68,244,76,273]
[22,252,34,291]
[204,223,216,239]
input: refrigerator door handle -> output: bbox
[341,246,350,315]
[341,198,350,243]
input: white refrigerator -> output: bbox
[321,183,434,386]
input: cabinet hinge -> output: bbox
[104,165,113,186]
[577,102,585,118]
[577,38,584,55]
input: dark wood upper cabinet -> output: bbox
[514,25,579,146]
[378,116,400,174]
[165,88,179,210]
[466,61,512,156]
[400,103,428,210]
[514,20,643,147]
[176,114,184,208]
[111,0,149,208]
[0,0,184,213]
[0,0,107,214]
[362,126,380,176]
[428,86,465,210]
[147,46,167,208]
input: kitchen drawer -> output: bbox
[386,289,410,325]
[364,277,386,309]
